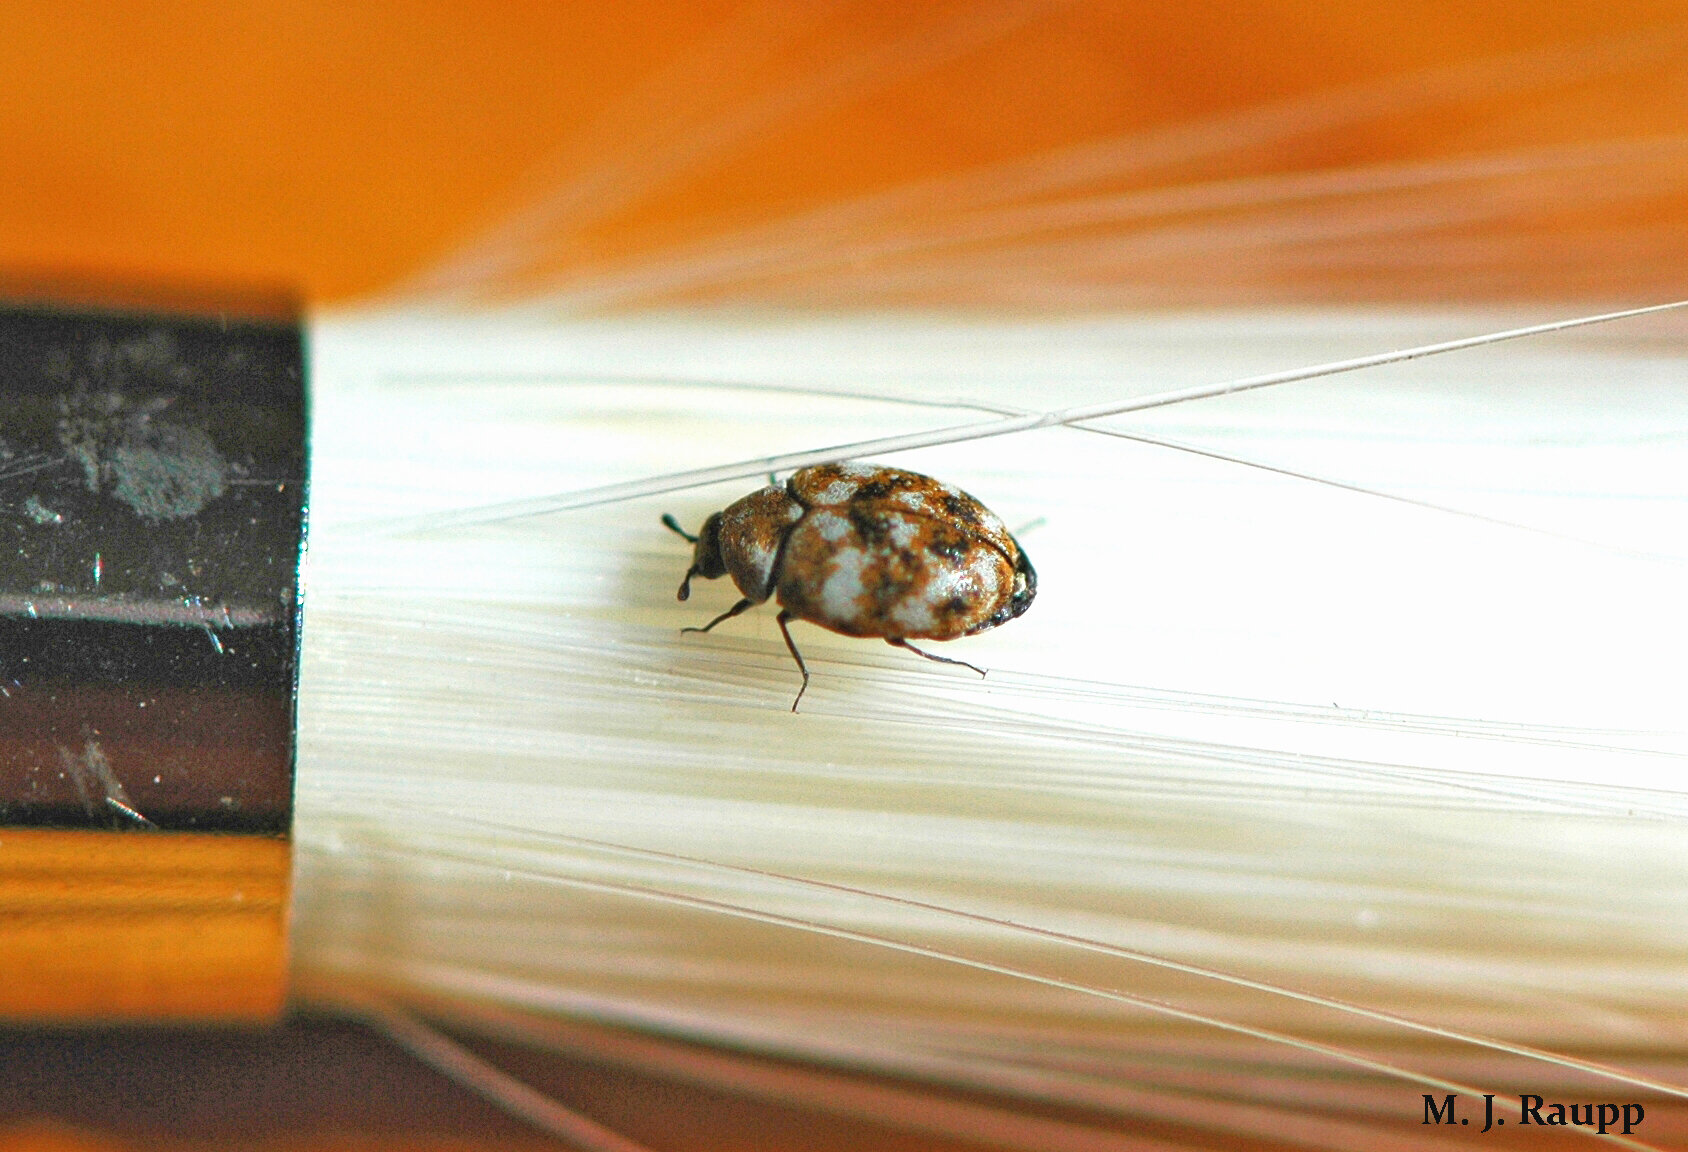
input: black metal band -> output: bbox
[0,299,306,834]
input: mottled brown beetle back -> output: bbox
[666,463,1034,709]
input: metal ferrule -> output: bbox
[0,294,306,1021]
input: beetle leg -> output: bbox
[682,597,755,634]
[888,637,987,679]
[776,610,811,713]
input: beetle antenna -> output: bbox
[889,637,987,678]
[661,513,698,543]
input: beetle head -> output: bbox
[677,512,727,601]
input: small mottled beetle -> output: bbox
[663,462,1036,710]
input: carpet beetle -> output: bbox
[663,462,1036,710]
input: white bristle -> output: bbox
[289,303,1688,1143]
[278,6,1688,1142]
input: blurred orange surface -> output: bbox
[2,1,1684,303]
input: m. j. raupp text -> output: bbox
[1423,1093,1644,1135]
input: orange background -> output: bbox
[3,0,1685,305]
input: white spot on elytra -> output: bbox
[811,510,851,543]
[891,597,936,633]
[925,564,973,607]
[818,549,868,622]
